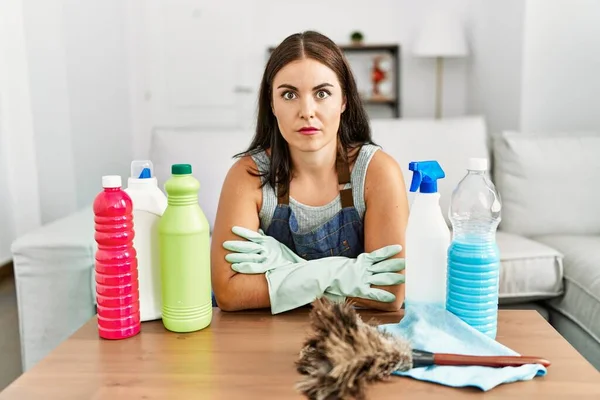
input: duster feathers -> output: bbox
[295,298,412,400]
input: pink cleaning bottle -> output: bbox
[94,175,141,339]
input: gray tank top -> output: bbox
[251,144,380,234]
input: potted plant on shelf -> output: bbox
[350,31,364,46]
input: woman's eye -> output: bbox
[282,91,296,100]
[316,90,330,99]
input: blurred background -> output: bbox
[1,0,599,390]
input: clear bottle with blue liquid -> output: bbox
[446,158,502,339]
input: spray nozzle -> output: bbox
[131,160,154,180]
[409,160,445,193]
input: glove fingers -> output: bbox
[362,288,397,303]
[225,253,266,264]
[368,258,405,273]
[231,262,268,274]
[364,244,403,262]
[223,240,262,253]
[231,226,264,242]
[367,272,406,286]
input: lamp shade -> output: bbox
[413,11,469,57]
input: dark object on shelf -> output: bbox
[268,44,401,118]
[350,31,364,45]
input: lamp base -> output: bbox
[435,57,443,119]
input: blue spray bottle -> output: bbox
[404,161,451,310]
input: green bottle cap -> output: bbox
[171,164,192,175]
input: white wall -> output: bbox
[520,0,600,132]
[0,99,17,264]
[466,0,525,136]
[20,0,133,224]
[467,0,600,135]
[0,0,43,263]
[22,0,78,224]
[62,0,133,209]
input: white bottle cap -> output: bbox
[468,158,488,171]
[102,175,122,188]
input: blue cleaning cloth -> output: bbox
[378,304,547,391]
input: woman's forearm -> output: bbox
[349,282,405,312]
[216,255,404,313]
[215,273,271,312]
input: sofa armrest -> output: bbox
[11,206,96,372]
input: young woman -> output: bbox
[210,31,409,313]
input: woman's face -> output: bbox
[271,58,346,153]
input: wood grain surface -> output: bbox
[1,308,598,399]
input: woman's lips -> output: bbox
[298,127,320,135]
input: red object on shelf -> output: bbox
[372,57,386,96]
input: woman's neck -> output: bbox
[289,142,338,183]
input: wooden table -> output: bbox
[1,308,599,399]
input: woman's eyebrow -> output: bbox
[312,83,334,90]
[276,83,334,91]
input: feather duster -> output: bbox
[295,298,411,400]
[294,297,550,400]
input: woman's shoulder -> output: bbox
[348,143,381,173]
[363,147,404,188]
[369,147,398,168]
[224,155,263,189]
[349,143,380,160]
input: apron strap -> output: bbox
[336,155,354,209]
[276,153,354,208]
[277,181,289,205]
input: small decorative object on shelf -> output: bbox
[371,55,386,98]
[350,31,364,46]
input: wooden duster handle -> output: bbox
[433,353,551,368]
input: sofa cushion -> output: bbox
[533,235,600,347]
[496,231,564,304]
[492,131,600,236]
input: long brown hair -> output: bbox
[235,31,374,195]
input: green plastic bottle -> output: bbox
[158,164,212,332]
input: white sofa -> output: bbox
[11,116,598,372]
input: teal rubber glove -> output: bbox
[223,226,347,304]
[262,244,405,314]
[223,226,303,272]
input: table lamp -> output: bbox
[413,11,469,119]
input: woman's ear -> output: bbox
[341,97,347,113]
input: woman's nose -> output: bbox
[299,97,316,119]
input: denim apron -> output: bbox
[266,154,365,260]
[212,153,365,307]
